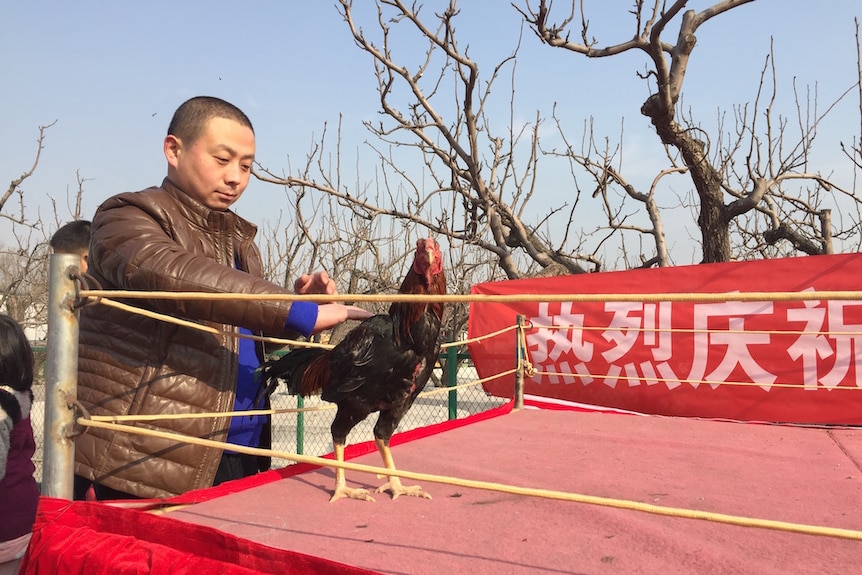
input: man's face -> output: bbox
[165,116,256,211]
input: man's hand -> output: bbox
[295,270,371,332]
[313,304,373,333]
[294,271,337,295]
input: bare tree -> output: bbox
[0,240,50,332]
[1,123,57,329]
[841,18,862,176]
[254,0,862,321]
[255,166,487,353]
[258,1,598,280]
[1,126,91,337]
[541,111,681,268]
[2,122,56,224]
[519,0,857,262]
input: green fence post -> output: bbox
[296,395,304,455]
[447,345,458,420]
[270,349,304,456]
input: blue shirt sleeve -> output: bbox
[284,301,318,338]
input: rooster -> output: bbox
[259,238,446,502]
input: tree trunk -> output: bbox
[642,94,731,263]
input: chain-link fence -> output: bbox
[31,345,47,485]
[30,346,509,482]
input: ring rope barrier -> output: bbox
[88,293,861,352]
[78,296,859,400]
[75,416,862,542]
[78,289,862,303]
[68,285,862,540]
[96,297,859,355]
[90,295,861,351]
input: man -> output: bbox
[75,96,370,499]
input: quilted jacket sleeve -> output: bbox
[89,185,315,337]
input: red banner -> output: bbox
[468,253,862,425]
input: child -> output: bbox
[49,219,91,273]
[0,314,40,575]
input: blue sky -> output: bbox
[2,1,861,260]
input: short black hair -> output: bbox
[50,220,91,256]
[167,96,254,145]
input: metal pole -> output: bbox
[514,315,525,410]
[42,254,80,499]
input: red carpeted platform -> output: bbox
[156,406,862,575]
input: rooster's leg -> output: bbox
[330,442,375,502]
[374,437,431,500]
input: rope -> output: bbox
[70,281,862,539]
[531,322,862,338]
[79,289,862,304]
[442,324,519,348]
[418,370,517,397]
[75,416,862,542]
[89,288,862,364]
[86,405,334,423]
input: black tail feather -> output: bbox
[254,347,326,406]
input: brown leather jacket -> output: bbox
[75,178,307,498]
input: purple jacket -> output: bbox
[0,415,39,541]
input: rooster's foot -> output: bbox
[376,477,432,501]
[330,485,375,503]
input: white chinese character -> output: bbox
[601,301,675,388]
[601,302,644,363]
[818,300,862,388]
[787,300,834,390]
[689,301,777,390]
[526,302,594,385]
